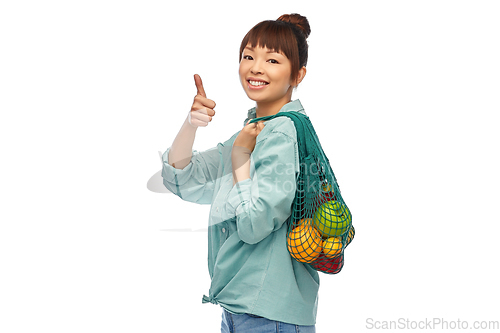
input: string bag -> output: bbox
[249,112,354,274]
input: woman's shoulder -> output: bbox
[262,115,297,142]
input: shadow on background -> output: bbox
[147,169,172,194]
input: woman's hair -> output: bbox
[239,14,311,84]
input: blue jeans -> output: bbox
[221,308,316,333]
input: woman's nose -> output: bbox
[250,61,264,75]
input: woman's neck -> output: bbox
[255,96,293,119]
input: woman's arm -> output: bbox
[231,120,266,185]
[168,117,197,170]
[169,74,215,169]
[161,74,219,204]
[231,146,251,185]
[226,129,298,244]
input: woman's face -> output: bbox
[239,44,294,105]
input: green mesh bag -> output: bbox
[249,111,354,274]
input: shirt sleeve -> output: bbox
[161,144,221,205]
[225,130,298,244]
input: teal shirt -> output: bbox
[161,99,319,326]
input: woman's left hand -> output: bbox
[232,120,265,185]
[233,120,266,153]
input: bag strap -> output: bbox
[249,112,340,191]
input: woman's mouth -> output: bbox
[247,80,269,90]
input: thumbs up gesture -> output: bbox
[188,74,216,128]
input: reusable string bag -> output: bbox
[249,112,354,274]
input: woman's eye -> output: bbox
[268,59,278,64]
[243,55,253,60]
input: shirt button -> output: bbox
[216,207,219,212]
[222,228,226,233]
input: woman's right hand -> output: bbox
[188,74,216,128]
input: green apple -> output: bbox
[313,200,352,237]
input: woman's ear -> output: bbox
[292,66,307,87]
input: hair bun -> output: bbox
[277,13,311,38]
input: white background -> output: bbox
[1,0,499,332]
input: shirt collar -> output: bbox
[243,99,306,126]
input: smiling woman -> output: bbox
[238,15,310,118]
[161,13,320,332]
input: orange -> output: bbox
[321,183,332,192]
[323,236,343,258]
[346,226,355,246]
[287,218,323,263]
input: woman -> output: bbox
[162,14,318,332]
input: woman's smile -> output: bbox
[247,77,269,90]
